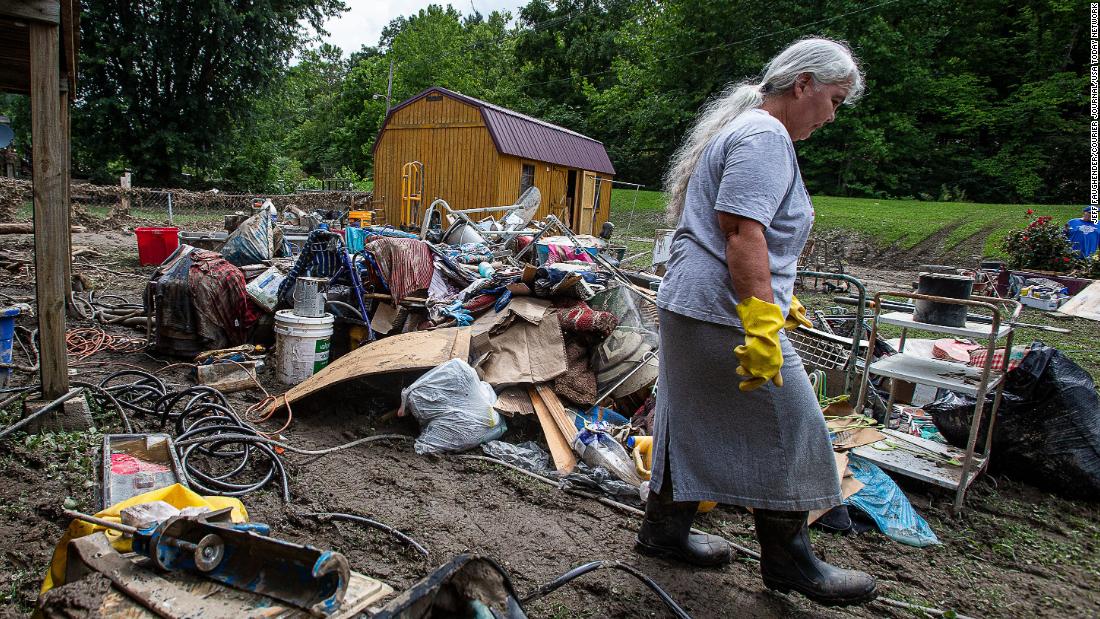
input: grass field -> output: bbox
[609,189,1083,259]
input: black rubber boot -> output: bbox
[753,509,877,606]
[635,476,731,567]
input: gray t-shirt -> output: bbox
[656,109,813,327]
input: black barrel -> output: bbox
[913,273,974,327]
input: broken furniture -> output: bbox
[853,290,1021,512]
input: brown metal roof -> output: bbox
[376,87,615,176]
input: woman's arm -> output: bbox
[718,212,772,303]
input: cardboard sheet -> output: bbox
[471,297,567,387]
[370,302,400,335]
[1058,279,1100,321]
[276,328,471,409]
[808,451,864,524]
[494,386,536,416]
[831,426,887,451]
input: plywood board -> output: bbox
[89,568,391,618]
[277,328,471,410]
[1057,279,1100,321]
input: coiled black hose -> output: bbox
[97,371,291,501]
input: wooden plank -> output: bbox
[0,0,61,24]
[528,386,577,473]
[30,21,69,397]
[1057,279,1100,321]
[534,383,577,444]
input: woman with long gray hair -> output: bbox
[635,37,877,606]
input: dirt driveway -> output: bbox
[0,230,1097,618]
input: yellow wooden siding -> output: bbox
[596,174,612,230]
[373,91,613,230]
[373,93,497,225]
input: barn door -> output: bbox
[578,171,597,235]
[549,166,569,224]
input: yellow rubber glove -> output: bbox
[785,295,814,330]
[734,296,786,392]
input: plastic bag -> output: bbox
[573,428,644,487]
[560,464,642,503]
[925,343,1100,499]
[482,440,551,473]
[401,359,506,455]
[844,456,940,547]
[222,212,286,266]
[481,440,641,502]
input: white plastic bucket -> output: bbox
[274,310,334,385]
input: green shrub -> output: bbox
[1001,210,1081,272]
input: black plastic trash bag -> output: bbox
[925,343,1100,499]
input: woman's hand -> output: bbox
[734,296,785,391]
[785,295,813,330]
[719,213,785,391]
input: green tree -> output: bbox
[75,0,346,186]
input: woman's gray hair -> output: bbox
[664,37,864,222]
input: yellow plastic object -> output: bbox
[785,295,813,331]
[632,436,717,513]
[734,296,786,392]
[348,324,371,350]
[347,210,374,227]
[41,483,248,594]
[631,436,653,479]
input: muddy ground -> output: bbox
[0,229,1097,618]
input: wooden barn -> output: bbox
[371,87,615,235]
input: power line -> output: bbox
[516,0,904,90]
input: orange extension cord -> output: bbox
[66,327,147,361]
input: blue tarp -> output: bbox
[845,455,941,548]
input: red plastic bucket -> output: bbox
[134,227,180,265]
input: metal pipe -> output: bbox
[594,349,658,405]
[0,387,84,441]
[63,508,139,535]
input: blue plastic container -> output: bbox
[0,306,21,387]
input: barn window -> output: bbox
[520,163,535,194]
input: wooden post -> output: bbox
[29,21,69,397]
[60,73,71,300]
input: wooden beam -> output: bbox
[528,386,577,473]
[29,21,69,397]
[0,0,60,24]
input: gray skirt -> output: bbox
[650,308,842,511]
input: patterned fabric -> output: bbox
[545,243,595,265]
[554,299,619,339]
[442,242,494,265]
[187,249,258,347]
[969,346,1030,372]
[366,236,436,303]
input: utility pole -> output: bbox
[385,56,395,114]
